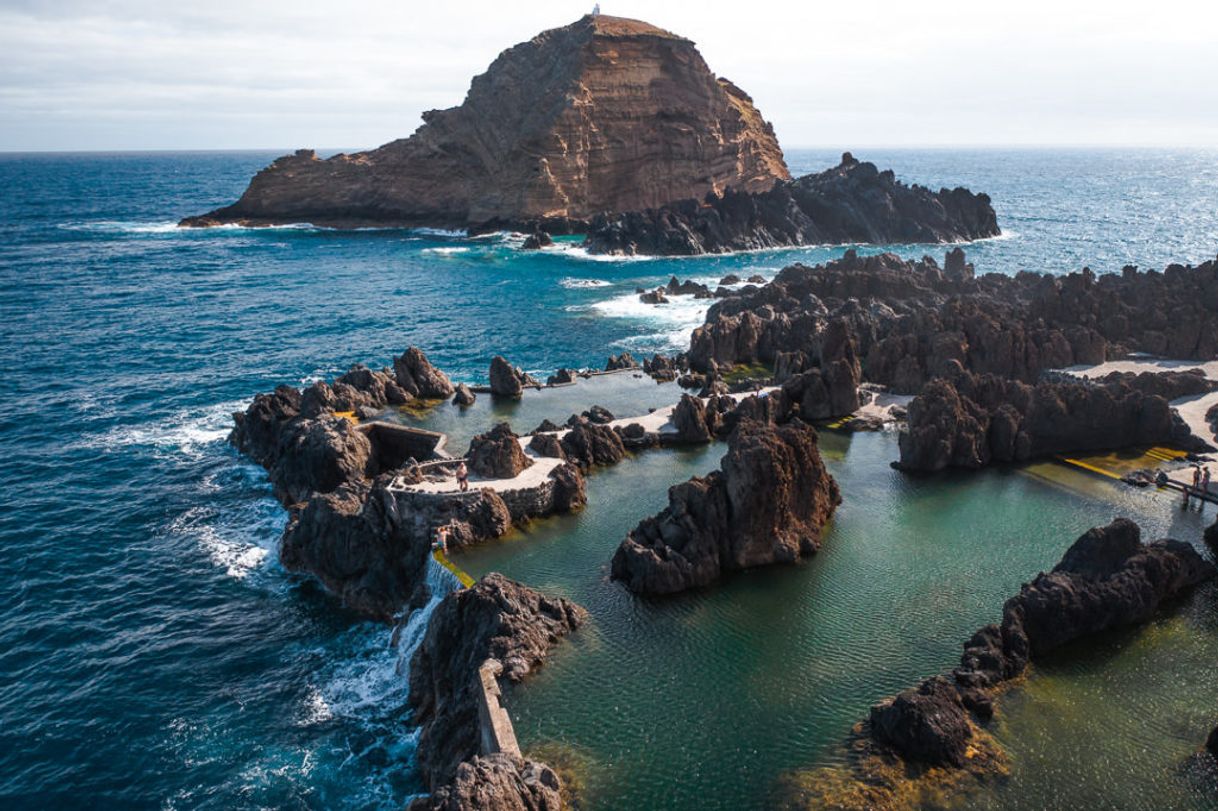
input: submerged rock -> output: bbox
[611,419,840,594]
[409,573,587,790]
[182,15,787,230]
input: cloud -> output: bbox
[1,0,1216,150]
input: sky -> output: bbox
[1,0,1216,152]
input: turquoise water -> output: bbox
[2,148,1217,809]
[455,432,1218,810]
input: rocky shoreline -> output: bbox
[223,244,1218,810]
[582,153,999,256]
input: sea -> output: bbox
[2,148,1217,810]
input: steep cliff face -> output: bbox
[182,15,789,229]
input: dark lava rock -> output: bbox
[671,393,714,443]
[408,573,587,789]
[529,418,563,435]
[520,230,553,250]
[280,478,513,619]
[452,383,476,407]
[747,274,765,284]
[489,356,538,398]
[870,676,973,768]
[526,432,565,459]
[582,404,614,424]
[720,274,741,285]
[605,352,639,371]
[684,250,1218,391]
[467,423,532,479]
[584,153,999,256]
[611,419,841,594]
[394,346,455,399]
[560,421,625,468]
[639,287,668,304]
[230,384,302,467]
[898,369,1208,472]
[408,753,561,811]
[666,276,712,297]
[546,368,577,386]
[269,416,372,505]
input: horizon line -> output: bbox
[2,143,1217,156]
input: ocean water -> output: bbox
[1,148,1217,809]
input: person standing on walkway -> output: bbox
[456,461,469,492]
[1203,466,1212,502]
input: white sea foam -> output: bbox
[421,246,472,256]
[558,277,613,289]
[411,227,470,238]
[78,398,243,459]
[306,560,459,724]
[168,497,283,580]
[60,220,183,234]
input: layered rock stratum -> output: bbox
[181,15,788,229]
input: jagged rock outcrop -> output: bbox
[791,519,1214,810]
[181,15,788,230]
[394,347,455,399]
[605,352,639,371]
[520,231,553,251]
[897,368,1208,472]
[489,356,538,398]
[409,753,561,811]
[611,419,840,594]
[560,421,626,468]
[583,153,999,255]
[409,574,587,790]
[685,251,1218,392]
[467,423,533,479]
[546,368,577,386]
[279,477,512,619]
[452,383,476,406]
[269,416,372,505]
[231,385,302,467]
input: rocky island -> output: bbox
[180,15,999,257]
[181,15,787,230]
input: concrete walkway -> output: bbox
[390,387,779,496]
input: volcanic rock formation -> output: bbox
[611,419,840,594]
[181,15,788,230]
[687,250,1218,392]
[408,573,587,791]
[584,153,1000,255]
[897,368,1211,471]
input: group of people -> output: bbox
[1183,464,1213,508]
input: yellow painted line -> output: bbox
[1056,456,1122,480]
[433,549,475,588]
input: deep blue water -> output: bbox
[1,148,1217,810]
